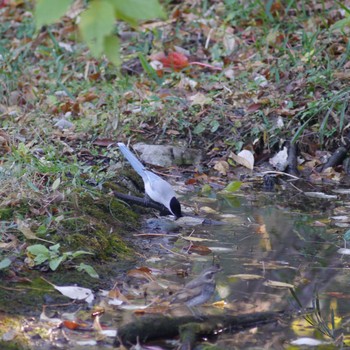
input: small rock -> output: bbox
[133,143,202,167]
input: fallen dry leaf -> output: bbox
[263,280,294,289]
[214,160,229,175]
[127,268,154,281]
[54,285,94,303]
[186,244,212,255]
[304,192,337,199]
[229,274,264,280]
[269,147,288,171]
[230,150,254,170]
[41,277,94,303]
[16,219,54,244]
[188,92,212,107]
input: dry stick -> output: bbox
[288,181,304,193]
[158,243,188,259]
[261,170,300,180]
[190,62,222,70]
[43,301,78,308]
[133,233,179,237]
[0,285,53,292]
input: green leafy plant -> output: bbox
[292,88,350,144]
[34,0,166,65]
[138,52,163,84]
[224,181,242,193]
[0,258,12,270]
[291,290,335,340]
[331,2,350,30]
[27,243,98,278]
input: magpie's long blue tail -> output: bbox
[117,143,145,177]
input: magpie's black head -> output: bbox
[170,197,182,219]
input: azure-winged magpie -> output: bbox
[118,142,182,218]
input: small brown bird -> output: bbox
[170,266,220,308]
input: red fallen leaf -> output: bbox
[108,288,129,303]
[159,52,189,71]
[63,320,80,330]
[135,305,169,315]
[270,2,285,16]
[93,138,115,147]
[175,269,188,278]
[88,72,101,81]
[0,130,11,155]
[186,244,212,255]
[77,93,98,103]
[51,207,59,215]
[60,101,80,114]
[276,34,285,45]
[0,0,9,8]
[137,266,152,273]
[247,103,262,112]
[185,178,198,185]
[127,267,154,281]
[171,7,182,19]
[72,101,80,114]
[157,90,173,99]
[152,52,221,73]
[166,129,180,135]
[194,173,209,181]
[134,309,146,315]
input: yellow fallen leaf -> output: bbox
[263,280,294,289]
[180,235,215,242]
[214,160,229,175]
[16,219,54,244]
[229,274,263,280]
[188,92,212,107]
[199,206,217,214]
[212,300,226,308]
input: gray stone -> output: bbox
[133,143,202,167]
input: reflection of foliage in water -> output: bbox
[291,290,336,340]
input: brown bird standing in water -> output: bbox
[170,266,220,308]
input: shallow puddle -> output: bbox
[136,188,350,348]
[3,187,350,349]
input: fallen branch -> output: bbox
[287,142,300,176]
[114,311,288,348]
[260,171,300,180]
[319,146,348,172]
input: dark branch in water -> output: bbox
[114,311,288,348]
[319,146,348,172]
[287,142,300,176]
